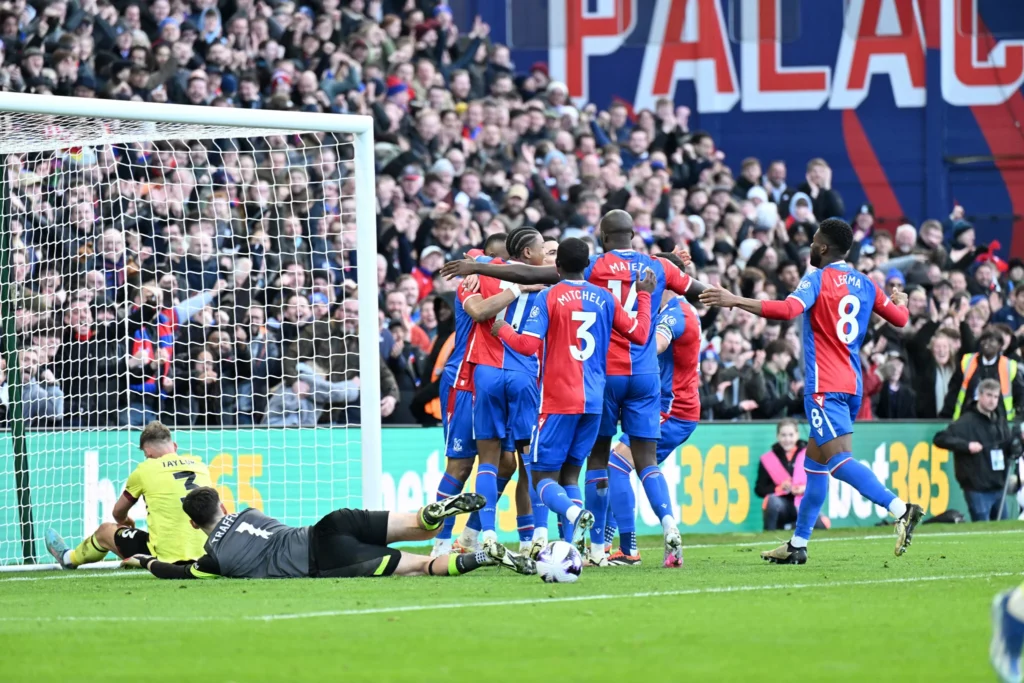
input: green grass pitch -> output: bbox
[1,523,1021,682]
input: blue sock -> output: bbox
[435,472,465,541]
[826,452,897,510]
[793,459,830,544]
[529,480,548,532]
[537,479,578,519]
[515,515,534,543]
[524,462,548,534]
[640,465,672,523]
[1001,591,1024,661]
[562,484,582,541]
[609,452,636,554]
[476,463,499,533]
[497,476,511,498]
[465,511,481,532]
[585,470,609,545]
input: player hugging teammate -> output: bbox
[441,211,708,568]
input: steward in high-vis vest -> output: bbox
[411,294,456,425]
[941,329,1024,421]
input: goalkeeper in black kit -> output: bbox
[123,487,536,578]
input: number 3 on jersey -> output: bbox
[608,279,638,318]
[836,294,860,344]
[498,280,530,331]
[570,311,597,361]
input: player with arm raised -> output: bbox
[491,238,654,555]
[45,421,212,569]
[125,485,537,579]
[442,211,703,567]
[606,253,702,565]
[699,218,924,564]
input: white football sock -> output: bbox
[661,516,677,534]
[62,550,73,567]
[566,506,581,524]
[789,536,809,549]
[889,498,908,518]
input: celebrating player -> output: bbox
[457,227,548,557]
[433,233,527,557]
[45,421,211,569]
[490,237,654,555]
[124,486,536,578]
[699,218,924,564]
[607,253,702,566]
[441,211,703,567]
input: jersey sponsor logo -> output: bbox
[797,279,812,291]
[237,522,273,539]
[661,315,677,327]
[529,305,540,319]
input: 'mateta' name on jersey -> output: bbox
[788,262,889,396]
[521,281,624,415]
[584,250,691,376]
[656,297,702,422]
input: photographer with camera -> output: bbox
[933,378,1022,521]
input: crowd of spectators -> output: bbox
[2,0,1024,431]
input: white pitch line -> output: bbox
[0,572,1019,623]
[1,527,1021,582]
[635,527,1024,553]
[0,570,152,583]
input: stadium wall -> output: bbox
[0,423,985,564]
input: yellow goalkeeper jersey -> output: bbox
[124,453,212,562]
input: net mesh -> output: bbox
[0,114,366,566]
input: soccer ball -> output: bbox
[536,541,583,583]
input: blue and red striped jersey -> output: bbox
[656,296,702,422]
[788,262,899,396]
[444,280,478,392]
[584,250,692,376]
[519,280,648,415]
[464,261,541,375]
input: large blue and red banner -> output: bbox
[458,0,1024,257]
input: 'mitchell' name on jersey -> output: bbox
[205,508,310,579]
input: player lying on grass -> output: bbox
[122,486,536,579]
[489,237,654,557]
[699,218,923,565]
[45,421,211,569]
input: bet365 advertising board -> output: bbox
[0,423,976,564]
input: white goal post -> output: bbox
[0,93,380,570]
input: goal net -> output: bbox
[0,95,380,569]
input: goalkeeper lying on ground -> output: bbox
[122,486,536,578]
